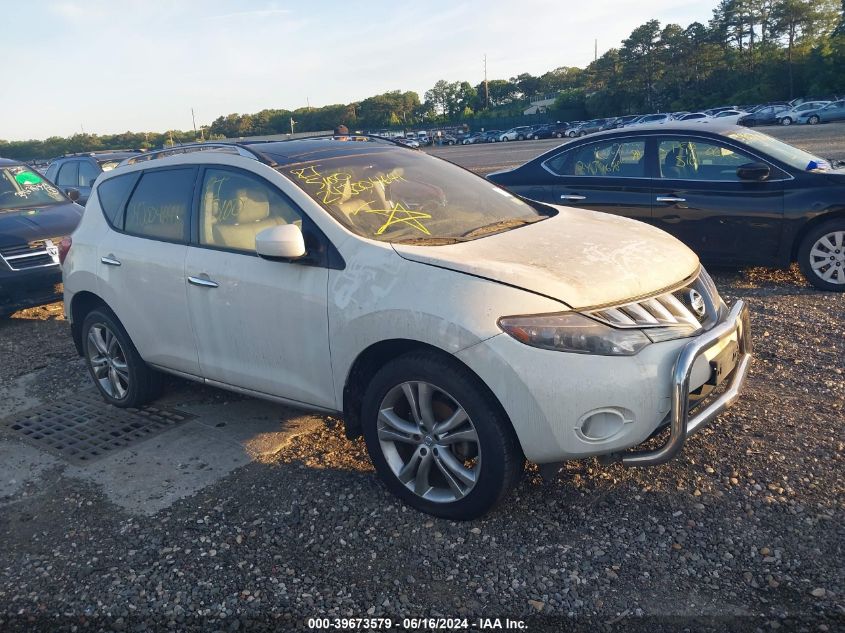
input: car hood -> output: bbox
[0,202,83,247]
[392,207,700,309]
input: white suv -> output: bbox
[62,138,751,519]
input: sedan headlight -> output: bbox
[498,312,652,356]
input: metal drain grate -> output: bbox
[1,391,195,464]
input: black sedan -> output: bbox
[0,158,83,315]
[487,123,845,291]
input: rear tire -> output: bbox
[808,115,820,125]
[798,220,845,291]
[361,351,524,520]
[781,117,792,126]
[81,308,162,407]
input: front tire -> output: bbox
[781,117,792,126]
[798,220,845,291]
[361,352,524,519]
[808,115,820,125]
[82,309,162,407]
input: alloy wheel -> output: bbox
[377,381,481,503]
[781,117,792,126]
[87,324,130,399]
[808,230,845,285]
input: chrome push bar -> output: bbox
[621,300,752,467]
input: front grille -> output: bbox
[586,270,722,332]
[0,238,61,271]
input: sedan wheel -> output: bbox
[362,352,524,519]
[798,222,845,291]
[781,117,792,126]
[808,115,820,125]
[556,132,563,138]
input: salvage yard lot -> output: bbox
[1,134,844,631]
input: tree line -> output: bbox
[2,0,843,160]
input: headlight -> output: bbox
[498,312,651,356]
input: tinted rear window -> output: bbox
[124,168,194,242]
[97,173,139,227]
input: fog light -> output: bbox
[577,408,633,441]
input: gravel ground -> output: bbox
[0,266,842,633]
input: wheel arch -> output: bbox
[791,210,845,262]
[69,291,112,356]
[341,339,512,444]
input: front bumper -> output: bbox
[0,265,63,316]
[456,300,752,465]
[618,300,751,466]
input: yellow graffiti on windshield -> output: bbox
[353,200,432,235]
[290,165,405,205]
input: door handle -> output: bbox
[188,275,219,288]
[100,256,121,266]
[656,196,686,203]
[560,194,587,201]
[662,215,683,223]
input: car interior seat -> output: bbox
[212,183,284,251]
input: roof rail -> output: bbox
[61,149,144,157]
[241,133,414,149]
[121,142,274,167]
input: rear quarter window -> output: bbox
[96,172,140,228]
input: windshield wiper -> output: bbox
[460,217,538,239]
[394,236,466,245]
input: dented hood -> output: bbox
[392,207,700,309]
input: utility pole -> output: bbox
[483,54,489,110]
[290,117,296,135]
[191,108,197,137]
[594,39,598,63]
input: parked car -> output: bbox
[706,109,749,125]
[62,138,751,518]
[628,113,673,127]
[461,132,485,145]
[437,134,458,146]
[737,105,788,127]
[482,130,503,142]
[797,100,845,125]
[532,122,572,138]
[572,119,614,137]
[394,137,420,148]
[677,112,709,121]
[523,124,548,140]
[611,115,641,128]
[777,101,830,126]
[0,159,83,315]
[487,123,845,291]
[45,151,142,205]
[499,126,533,141]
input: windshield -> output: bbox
[281,147,547,243]
[0,166,66,211]
[725,128,828,171]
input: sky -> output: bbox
[1,1,717,141]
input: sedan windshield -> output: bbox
[725,129,828,171]
[0,166,66,211]
[280,148,548,243]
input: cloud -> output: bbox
[203,8,290,20]
[49,1,86,21]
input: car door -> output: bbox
[96,166,201,375]
[184,165,335,409]
[527,137,652,222]
[651,135,785,265]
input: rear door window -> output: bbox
[544,140,647,177]
[124,168,195,242]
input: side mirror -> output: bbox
[255,224,306,260]
[736,162,771,181]
[66,188,81,202]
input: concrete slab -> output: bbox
[0,439,59,501]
